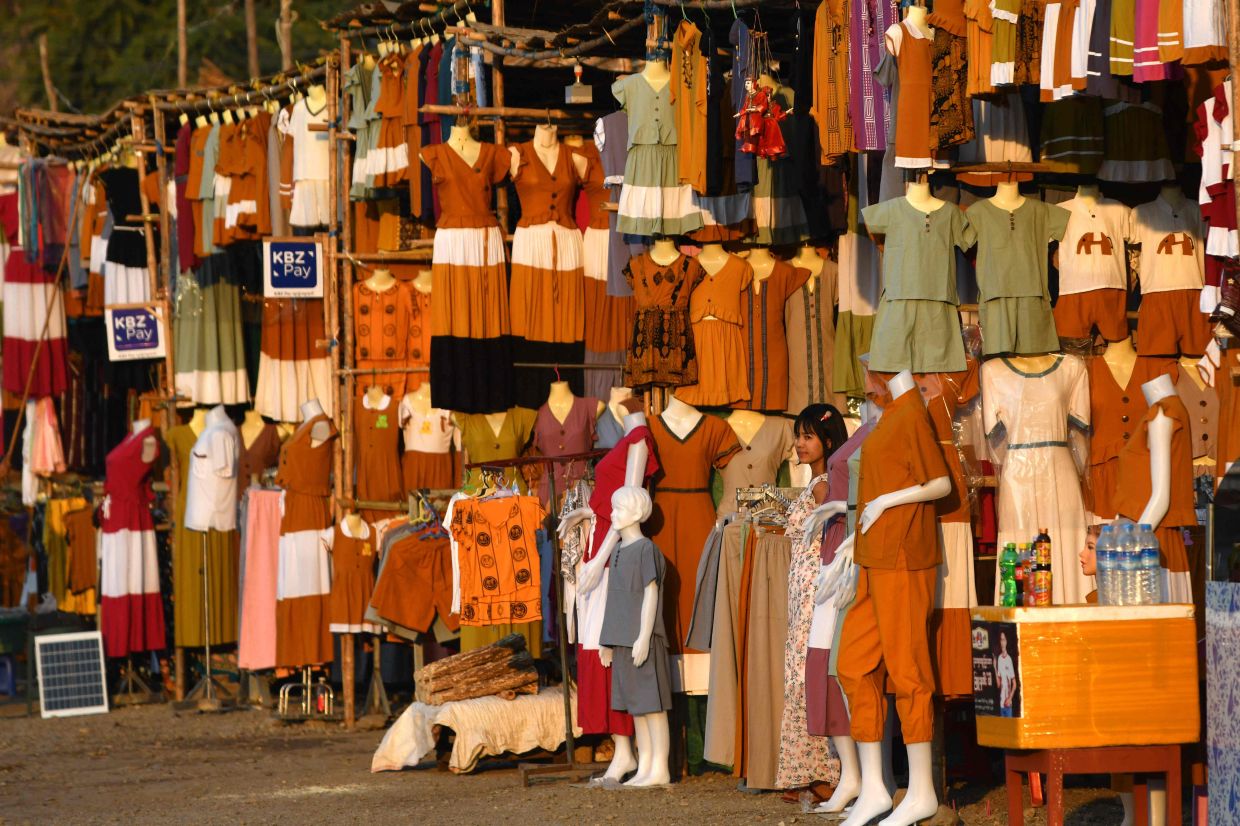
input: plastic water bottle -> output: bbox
[1000,543,1020,607]
[1138,524,1162,605]
[1117,522,1140,606]
[1096,524,1116,605]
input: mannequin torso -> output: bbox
[650,237,680,266]
[299,399,332,446]
[990,180,1026,212]
[790,245,826,295]
[240,410,267,449]
[1007,353,1062,374]
[407,382,433,416]
[727,410,766,446]
[412,269,432,294]
[1104,336,1139,389]
[905,181,946,213]
[607,387,635,425]
[364,267,397,292]
[748,247,776,295]
[641,59,671,92]
[660,394,703,439]
[1075,184,1101,209]
[132,418,158,463]
[189,408,208,437]
[697,243,730,275]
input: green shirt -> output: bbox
[860,197,976,303]
[966,198,1071,301]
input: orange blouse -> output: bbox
[421,142,509,228]
[512,142,579,228]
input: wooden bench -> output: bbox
[1005,744,1181,826]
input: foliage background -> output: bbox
[0,0,343,115]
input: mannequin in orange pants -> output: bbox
[817,369,951,826]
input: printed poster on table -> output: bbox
[105,306,167,362]
[971,620,1022,718]
[263,237,324,298]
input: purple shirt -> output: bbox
[849,0,898,151]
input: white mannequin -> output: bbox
[605,387,635,426]
[1104,335,1139,388]
[659,394,702,440]
[1159,182,1187,210]
[306,84,328,112]
[1075,183,1101,208]
[559,397,650,782]
[594,487,670,787]
[407,382,433,416]
[412,269,432,294]
[990,180,1026,211]
[132,417,158,463]
[790,244,825,294]
[545,380,603,423]
[748,246,776,294]
[425,124,481,168]
[904,3,932,35]
[299,399,332,446]
[905,180,945,213]
[1137,374,1176,529]
[697,243,730,275]
[364,267,396,292]
[727,410,765,446]
[650,237,680,266]
[641,57,671,91]
[817,370,950,826]
[189,407,208,437]
[509,124,589,180]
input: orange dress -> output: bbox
[623,253,706,391]
[372,52,410,190]
[327,520,378,633]
[575,143,636,373]
[423,142,513,413]
[676,255,753,407]
[733,261,809,411]
[648,413,741,653]
[354,392,403,521]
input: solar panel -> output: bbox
[35,631,109,719]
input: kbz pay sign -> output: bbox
[105,306,167,362]
[263,237,324,298]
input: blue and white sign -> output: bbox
[105,306,167,362]
[263,237,324,298]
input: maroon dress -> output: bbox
[532,396,599,508]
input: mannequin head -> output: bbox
[611,486,653,530]
[1078,524,1100,578]
[793,404,848,474]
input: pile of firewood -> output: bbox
[414,633,539,704]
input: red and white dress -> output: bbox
[0,192,68,397]
[100,425,166,658]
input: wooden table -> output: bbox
[1005,744,1182,826]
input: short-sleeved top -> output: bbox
[967,199,1071,301]
[354,281,416,362]
[600,537,667,647]
[1131,195,1206,293]
[1113,395,1197,526]
[458,407,538,490]
[1086,355,1177,469]
[571,142,611,230]
[278,99,330,182]
[589,422,661,523]
[716,416,796,516]
[421,142,510,228]
[611,74,677,147]
[626,253,706,312]
[532,397,600,506]
[855,388,951,570]
[735,261,810,411]
[650,413,742,495]
[512,142,580,228]
[239,423,282,492]
[1173,362,1218,462]
[276,414,339,498]
[1057,197,1134,294]
[691,255,752,325]
[185,415,240,532]
[860,198,975,303]
[398,399,457,453]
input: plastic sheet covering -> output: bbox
[971,605,1198,750]
[1207,583,1240,814]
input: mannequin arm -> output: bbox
[557,506,595,541]
[631,580,658,667]
[815,532,857,606]
[598,646,613,667]
[858,476,951,533]
[803,500,846,541]
[623,440,648,488]
[1138,410,1173,529]
[579,528,620,594]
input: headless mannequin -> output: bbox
[132,418,158,464]
[990,180,1026,212]
[650,237,680,266]
[1159,182,1187,210]
[424,124,481,168]
[1176,357,1214,472]
[1007,352,1061,375]
[660,393,703,440]
[189,407,209,437]
[300,399,332,447]
[903,3,932,36]
[748,246,776,294]
[407,382,433,416]
[240,409,267,448]
[605,388,635,428]
[306,84,328,112]
[1137,374,1176,529]
[791,244,825,294]
[546,380,605,424]
[412,269,432,295]
[1076,183,1101,208]
[509,124,589,180]
[561,396,650,783]
[641,58,671,91]
[697,243,730,275]
[343,511,367,538]
[727,410,766,446]
[484,411,508,439]
[364,267,397,292]
[595,488,671,787]
[818,371,951,826]
[1104,336,1139,389]
[905,180,945,213]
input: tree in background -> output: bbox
[9,0,341,114]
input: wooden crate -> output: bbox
[970,605,1199,750]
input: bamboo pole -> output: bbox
[244,0,261,79]
[37,35,58,113]
[279,0,296,71]
[177,0,188,87]
[492,0,509,230]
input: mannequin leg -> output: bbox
[879,742,938,826]
[627,715,652,785]
[1148,777,1166,826]
[816,735,861,813]
[1118,792,1135,826]
[839,741,894,826]
[602,734,637,781]
[626,712,671,786]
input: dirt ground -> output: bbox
[0,703,1125,825]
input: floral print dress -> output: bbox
[775,472,841,789]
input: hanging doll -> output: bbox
[734,78,789,160]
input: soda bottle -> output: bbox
[1096,524,1116,605]
[1000,544,1019,607]
[1019,544,1033,606]
[1013,542,1026,604]
[1032,528,1052,606]
[1138,524,1162,605]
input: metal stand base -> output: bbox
[518,757,611,787]
[112,655,163,706]
[361,637,391,719]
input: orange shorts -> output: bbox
[1136,289,1212,356]
[1053,288,1129,340]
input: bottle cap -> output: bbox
[1139,523,1152,531]
[1100,524,1113,533]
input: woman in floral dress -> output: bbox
[775,404,849,797]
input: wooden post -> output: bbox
[244,0,261,79]
[278,0,296,71]
[37,34,57,113]
[337,37,357,518]
[177,0,188,87]
[491,0,508,229]
[1231,0,1240,237]
[342,632,356,727]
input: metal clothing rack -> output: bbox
[462,449,609,786]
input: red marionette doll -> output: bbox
[735,78,789,159]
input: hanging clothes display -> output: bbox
[280,98,332,227]
[622,252,705,391]
[254,298,334,422]
[275,414,338,667]
[0,192,68,397]
[98,167,153,304]
[735,260,809,412]
[99,425,165,658]
[457,408,537,492]
[715,416,795,517]
[354,392,404,521]
[353,279,418,401]
[326,518,379,634]
[173,249,251,406]
[238,487,282,670]
[675,255,752,407]
[398,397,457,491]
